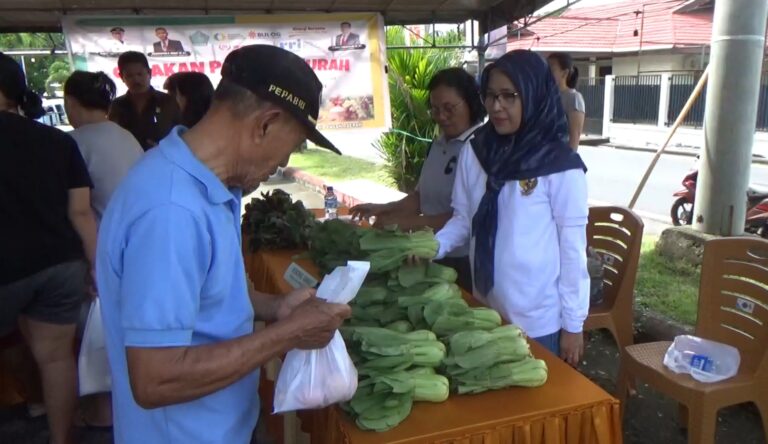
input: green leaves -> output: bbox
[242,189,316,252]
[308,219,367,275]
[375,27,464,192]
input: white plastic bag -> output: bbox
[78,298,112,395]
[273,261,370,413]
[663,335,741,383]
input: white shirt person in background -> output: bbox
[435,50,589,367]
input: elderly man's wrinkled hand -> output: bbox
[287,298,351,350]
[276,288,315,320]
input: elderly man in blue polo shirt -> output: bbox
[96,45,351,444]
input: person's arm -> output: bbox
[114,205,349,408]
[246,278,314,322]
[567,110,585,150]
[547,169,590,366]
[350,192,420,220]
[127,297,348,409]
[66,136,97,267]
[567,92,586,150]
[68,187,98,267]
[374,211,452,232]
[435,148,474,259]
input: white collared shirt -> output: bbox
[435,145,590,337]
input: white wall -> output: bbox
[612,53,687,76]
[606,123,768,158]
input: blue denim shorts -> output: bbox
[0,260,88,336]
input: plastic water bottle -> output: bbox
[324,186,338,220]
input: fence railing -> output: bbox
[578,77,605,135]
[666,70,768,131]
[667,72,706,128]
[612,75,662,125]
[757,73,768,132]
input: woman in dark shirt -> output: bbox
[0,53,98,444]
[164,71,214,127]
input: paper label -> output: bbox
[283,263,318,289]
[690,354,714,372]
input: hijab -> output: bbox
[471,50,586,296]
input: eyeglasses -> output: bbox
[484,91,520,108]
[428,102,462,117]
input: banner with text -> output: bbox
[62,14,390,131]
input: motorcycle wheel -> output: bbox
[670,197,694,226]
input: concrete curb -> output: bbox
[599,143,768,165]
[279,167,365,209]
[634,308,694,343]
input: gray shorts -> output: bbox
[0,260,88,336]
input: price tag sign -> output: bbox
[283,262,318,289]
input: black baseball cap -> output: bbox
[221,44,341,155]
[110,27,125,33]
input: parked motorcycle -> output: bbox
[670,169,768,236]
[746,197,768,237]
[670,170,698,226]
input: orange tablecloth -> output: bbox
[245,248,623,444]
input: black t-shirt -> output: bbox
[108,88,181,151]
[0,112,94,285]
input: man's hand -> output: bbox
[275,288,315,321]
[350,203,388,221]
[286,298,351,350]
[86,268,98,300]
[560,330,584,367]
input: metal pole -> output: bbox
[694,0,768,235]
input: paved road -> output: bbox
[580,146,768,224]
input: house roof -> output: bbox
[507,0,720,54]
[0,0,551,33]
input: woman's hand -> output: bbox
[350,203,388,221]
[560,330,584,367]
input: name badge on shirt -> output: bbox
[283,262,318,289]
[519,178,538,196]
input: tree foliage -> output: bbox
[375,26,466,192]
[0,33,70,95]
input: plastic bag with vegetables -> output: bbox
[273,261,370,413]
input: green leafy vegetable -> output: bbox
[242,189,316,252]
